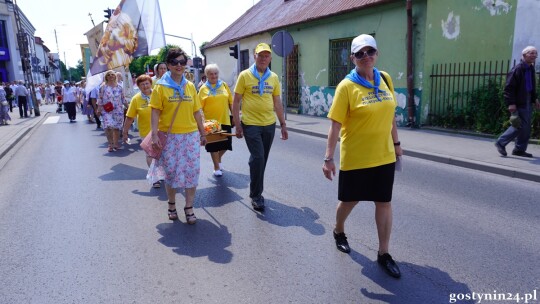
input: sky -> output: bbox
[17,0,261,68]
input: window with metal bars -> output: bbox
[329,38,354,87]
[240,49,249,70]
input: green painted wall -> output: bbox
[420,0,517,124]
[270,1,428,125]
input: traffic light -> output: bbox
[229,45,238,59]
[104,8,113,22]
[193,57,202,68]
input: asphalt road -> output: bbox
[0,112,538,304]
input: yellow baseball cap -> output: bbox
[255,43,272,54]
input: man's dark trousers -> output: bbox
[18,96,28,117]
[64,102,77,121]
[242,123,276,200]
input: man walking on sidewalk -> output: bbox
[232,43,288,212]
[495,46,540,158]
[14,81,28,118]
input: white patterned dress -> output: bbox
[98,84,125,130]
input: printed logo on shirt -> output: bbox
[251,82,273,95]
[360,91,393,105]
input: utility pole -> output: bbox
[13,0,40,116]
[88,12,95,26]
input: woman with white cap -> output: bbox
[322,34,403,278]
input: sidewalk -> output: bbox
[1,106,539,182]
[280,113,540,183]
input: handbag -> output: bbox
[140,100,183,160]
[103,101,114,112]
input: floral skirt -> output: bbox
[147,131,200,189]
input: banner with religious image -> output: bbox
[89,0,165,76]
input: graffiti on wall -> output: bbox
[478,0,511,16]
[442,11,460,40]
[297,70,421,126]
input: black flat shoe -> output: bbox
[333,231,351,254]
[377,253,401,278]
[512,150,533,158]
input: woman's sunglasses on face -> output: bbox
[353,48,377,59]
[168,58,187,66]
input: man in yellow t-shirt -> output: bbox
[233,42,288,212]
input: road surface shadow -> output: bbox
[347,250,473,303]
[132,186,168,201]
[99,163,147,181]
[156,218,233,264]
[253,199,325,236]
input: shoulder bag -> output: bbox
[100,86,114,112]
[140,100,182,160]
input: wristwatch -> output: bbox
[323,157,333,162]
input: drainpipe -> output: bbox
[406,0,416,127]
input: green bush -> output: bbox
[431,78,540,139]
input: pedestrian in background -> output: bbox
[14,81,28,118]
[322,34,402,279]
[88,85,102,129]
[232,43,288,212]
[54,81,64,113]
[123,75,163,188]
[152,62,167,87]
[495,46,540,158]
[147,47,207,224]
[62,81,77,122]
[0,84,11,125]
[97,70,126,152]
[198,64,233,177]
[44,84,52,104]
[4,83,14,112]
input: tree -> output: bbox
[199,41,209,57]
[59,60,68,80]
[156,44,184,62]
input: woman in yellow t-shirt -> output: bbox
[322,34,403,279]
[147,48,207,224]
[198,64,233,176]
[123,75,163,188]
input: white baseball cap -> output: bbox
[351,34,377,54]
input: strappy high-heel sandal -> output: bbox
[168,202,178,221]
[184,206,197,225]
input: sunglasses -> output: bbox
[168,58,187,66]
[353,48,377,59]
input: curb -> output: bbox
[0,113,49,161]
[283,125,540,183]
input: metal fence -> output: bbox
[427,60,540,125]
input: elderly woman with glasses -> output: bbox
[97,70,126,152]
[322,34,403,279]
[198,64,233,176]
[147,48,207,224]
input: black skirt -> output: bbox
[205,124,233,153]
[338,162,395,202]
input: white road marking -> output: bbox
[43,116,60,124]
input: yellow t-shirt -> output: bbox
[149,81,201,134]
[126,92,152,137]
[234,68,281,126]
[199,82,233,125]
[327,71,397,170]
